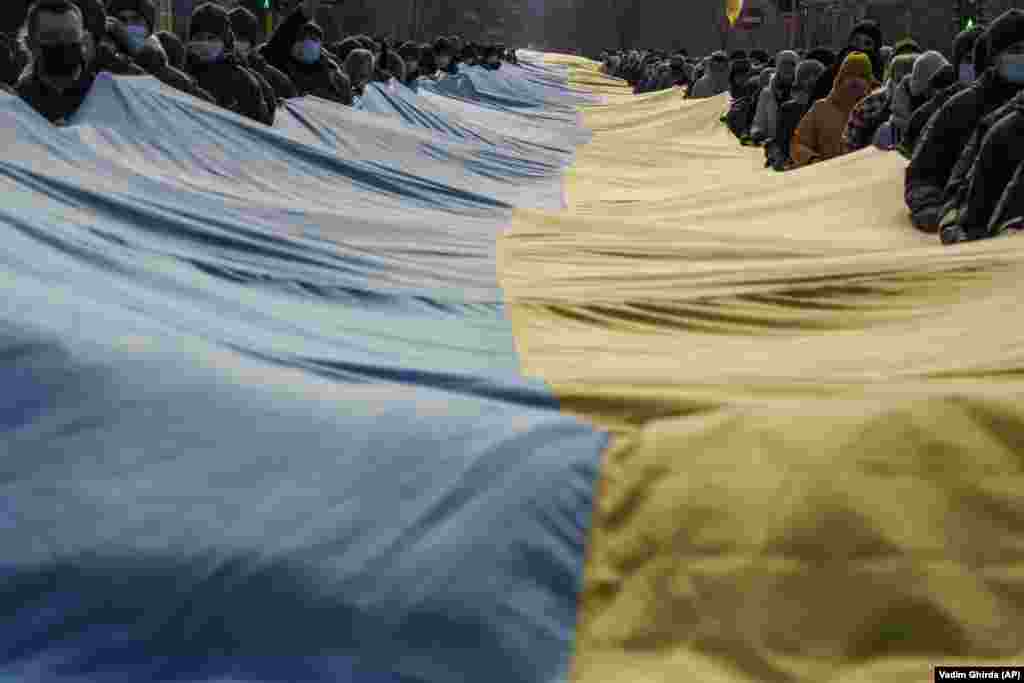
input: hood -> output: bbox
[890,75,915,119]
[893,38,922,56]
[262,5,309,70]
[155,30,185,70]
[983,9,1024,68]
[910,50,949,97]
[953,26,985,69]
[106,0,156,34]
[795,58,826,90]
[885,52,918,85]
[133,34,168,72]
[928,63,958,92]
[828,52,879,109]
[776,50,799,70]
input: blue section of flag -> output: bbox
[0,65,607,682]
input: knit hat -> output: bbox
[189,2,230,41]
[849,20,883,50]
[228,7,261,43]
[984,9,1024,63]
[953,26,984,69]
[909,50,949,97]
[106,0,155,33]
[893,37,922,56]
[71,0,106,40]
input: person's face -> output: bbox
[844,76,869,100]
[32,9,87,82]
[777,61,796,85]
[115,9,147,33]
[851,33,876,54]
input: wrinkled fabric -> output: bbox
[0,60,608,683]
[512,54,1024,683]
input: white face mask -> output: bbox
[188,39,224,63]
[235,40,251,58]
[959,63,976,82]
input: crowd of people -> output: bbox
[5,1,1024,247]
[599,10,1024,245]
[0,0,520,127]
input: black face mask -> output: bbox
[41,42,84,77]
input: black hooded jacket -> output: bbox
[905,68,1021,224]
[261,8,351,105]
[943,92,1024,239]
[16,69,96,124]
[905,12,1024,226]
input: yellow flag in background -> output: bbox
[726,0,744,25]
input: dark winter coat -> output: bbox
[15,69,96,124]
[940,91,1024,240]
[185,54,272,124]
[904,68,1021,231]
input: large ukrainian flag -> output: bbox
[2,49,1024,683]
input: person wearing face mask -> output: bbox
[183,3,270,124]
[844,52,916,152]
[417,43,438,81]
[373,49,404,84]
[907,9,1024,235]
[903,27,984,156]
[687,50,729,98]
[261,9,350,106]
[750,50,797,144]
[343,47,373,98]
[765,58,826,170]
[67,0,144,76]
[228,8,297,103]
[433,37,456,76]
[938,39,1024,243]
[883,50,948,150]
[397,42,421,86]
[897,52,956,154]
[791,52,878,168]
[725,58,760,139]
[15,0,97,124]
[481,45,501,71]
[811,22,883,106]
[103,0,214,103]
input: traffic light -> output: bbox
[957,0,981,31]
